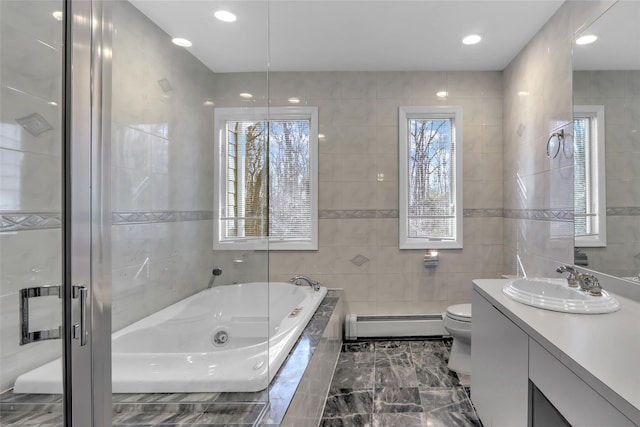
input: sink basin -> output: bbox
[503,278,620,314]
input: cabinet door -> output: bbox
[529,339,636,427]
[471,290,529,427]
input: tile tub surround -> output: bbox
[0,290,343,427]
[320,339,482,427]
[212,69,505,316]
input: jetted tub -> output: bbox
[13,282,327,393]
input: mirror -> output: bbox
[573,1,640,280]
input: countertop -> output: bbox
[473,279,640,424]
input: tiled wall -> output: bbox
[0,1,64,392]
[501,1,615,278]
[212,70,506,315]
[110,1,217,330]
[574,70,640,278]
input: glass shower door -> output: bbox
[1,0,112,425]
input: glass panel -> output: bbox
[110,1,269,424]
[0,0,65,423]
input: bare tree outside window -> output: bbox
[214,106,318,250]
[408,118,455,239]
[225,119,310,240]
[269,120,311,240]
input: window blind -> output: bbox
[407,118,456,240]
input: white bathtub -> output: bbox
[13,282,327,394]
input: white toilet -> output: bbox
[443,303,472,375]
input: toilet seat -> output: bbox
[446,303,472,322]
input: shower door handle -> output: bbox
[72,285,88,346]
[19,284,88,346]
[19,285,62,345]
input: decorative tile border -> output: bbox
[4,207,637,233]
[0,211,213,232]
[463,208,504,218]
[503,208,574,222]
[606,207,640,216]
[319,209,505,219]
[0,212,61,232]
[112,211,213,225]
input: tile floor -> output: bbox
[320,339,483,427]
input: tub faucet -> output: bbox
[290,275,321,292]
[207,267,223,289]
[556,265,602,296]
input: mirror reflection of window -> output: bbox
[573,105,606,247]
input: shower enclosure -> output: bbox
[0,0,271,424]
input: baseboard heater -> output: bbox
[344,314,449,340]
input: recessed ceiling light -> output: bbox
[52,11,63,21]
[214,10,237,22]
[203,100,215,106]
[575,35,598,45]
[288,97,300,104]
[318,134,326,139]
[239,93,253,99]
[462,34,482,45]
[48,101,58,106]
[172,38,192,47]
[517,91,530,97]
[436,91,448,98]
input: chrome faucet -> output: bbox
[556,265,580,287]
[290,275,321,292]
[556,265,602,296]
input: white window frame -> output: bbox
[399,106,463,249]
[574,105,606,247]
[213,106,318,251]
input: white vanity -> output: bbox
[472,279,640,427]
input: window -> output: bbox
[213,107,318,250]
[399,106,463,249]
[574,105,606,247]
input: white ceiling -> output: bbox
[129,0,567,73]
[573,1,640,71]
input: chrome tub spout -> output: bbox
[290,275,321,292]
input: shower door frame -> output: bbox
[63,0,112,425]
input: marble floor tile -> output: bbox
[337,351,376,368]
[321,339,483,427]
[423,406,483,427]
[343,342,375,353]
[375,350,413,368]
[415,365,460,388]
[323,388,374,417]
[371,412,425,427]
[375,366,419,387]
[373,387,422,413]
[320,413,373,427]
[411,350,449,368]
[419,387,468,412]
[332,366,375,389]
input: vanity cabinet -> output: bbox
[472,288,638,427]
[471,290,529,427]
[529,339,635,427]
